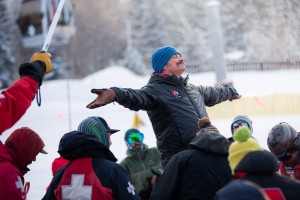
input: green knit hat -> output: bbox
[77,116,110,148]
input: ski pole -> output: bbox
[41,0,66,52]
[36,0,66,106]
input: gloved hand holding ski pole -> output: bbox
[19,52,52,87]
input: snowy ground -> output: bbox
[1,66,300,199]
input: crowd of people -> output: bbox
[1,47,300,200]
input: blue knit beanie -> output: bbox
[231,115,253,134]
[77,116,110,148]
[151,46,181,73]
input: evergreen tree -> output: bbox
[0,0,15,88]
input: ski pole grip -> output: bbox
[30,52,53,74]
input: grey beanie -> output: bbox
[231,115,253,134]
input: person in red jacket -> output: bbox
[50,116,120,176]
[267,122,300,180]
[43,116,139,200]
[0,52,52,134]
[0,127,47,199]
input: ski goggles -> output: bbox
[127,132,144,144]
[232,122,249,129]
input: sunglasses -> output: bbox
[232,122,249,129]
[127,132,144,144]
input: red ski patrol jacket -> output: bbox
[0,77,38,134]
[279,161,300,180]
[43,131,140,200]
[0,128,45,199]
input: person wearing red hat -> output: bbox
[0,52,52,134]
[0,127,47,199]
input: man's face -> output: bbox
[164,54,185,77]
[130,140,142,149]
[232,120,249,133]
[127,132,144,149]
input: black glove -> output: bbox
[227,86,241,101]
[19,61,46,87]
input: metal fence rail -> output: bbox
[185,57,300,73]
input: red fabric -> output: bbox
[54,157,113,200]
[52,156,69,175]
[293,164,300,180]
[263,188,286,200]
[154,73,170,78]
[0,77,38,134]
[234,171,248,179]
[279,161,300,180]
[0,141,27,199]
[279,162,290,177]
[5,127,45,175]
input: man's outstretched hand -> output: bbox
[86,89,117,109]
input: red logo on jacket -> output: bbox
[171,90,181,98]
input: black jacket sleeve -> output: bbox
[196,85,239,107]
[111,87,162,111]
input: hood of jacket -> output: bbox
[147,73,189,86]
[235,150,279,174]
[4,129,45,175]
[0,141,14,164]
[58,131,117,162]
[188,132,230,155]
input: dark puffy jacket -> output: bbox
[233,150,300,200]
[42,131,140,200]
[112,73,237,166]
[150,131,233,200]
